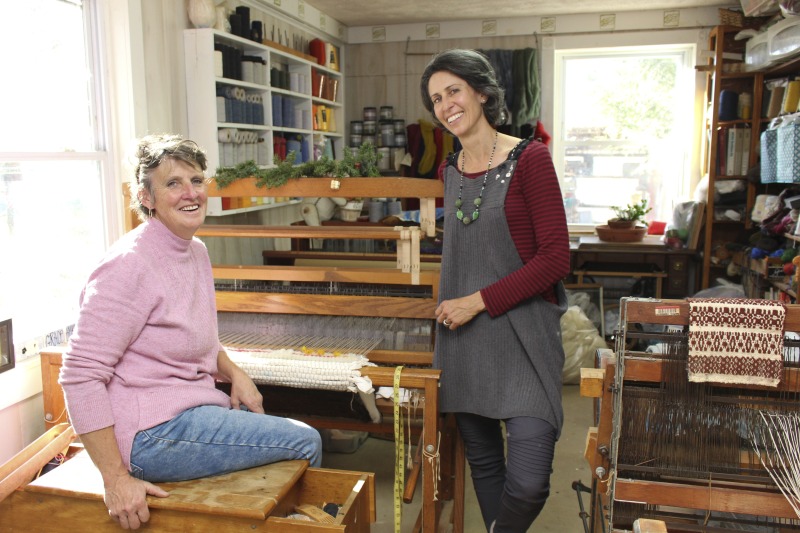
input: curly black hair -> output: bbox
[420,49,507,127]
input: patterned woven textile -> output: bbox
[687,298,785,387]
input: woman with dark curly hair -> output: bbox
[60,134,321,530]
[421,50,570,532]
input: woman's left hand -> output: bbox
[229,368,265,413]
[435,291,486,329]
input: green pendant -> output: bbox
[455,199,463,208]
[456,210,464,220]
[474,198,482,207]
[462,217,471,225]
[472,211,480,221]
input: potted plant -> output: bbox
[608,199,652,230]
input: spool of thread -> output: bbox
[216,96,226,121]
[738,92,752,120]
[368,200,386,222]
[387,200,402,216]
[380,106,393,121]
[250,20,263,42]
[228,13,244,38]
[393,119,405,133]
[234,6,250,37]
[241,61,254,84]
[377,147,391,171]
[218,128,237,143]
[363,107,377,121]
[213,50,223,78]
[272,94,283,127]
[362,135,376,146]
[363,120,377,135]
[350,134,362,146]
[784,80,800,114]
[380,122,394,147]
[394,133,406,147]
[719,90,739,121]
[351,120,363,134]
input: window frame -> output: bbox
[540,30,704,233]
[0,0,120,356]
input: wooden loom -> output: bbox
[200,176,462,532]
[582,298,800,532]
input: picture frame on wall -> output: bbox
[0,318,14,374]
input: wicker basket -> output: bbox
[719,8,744,27]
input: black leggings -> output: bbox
[455,413,557,532]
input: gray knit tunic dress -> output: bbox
[433,139,568,436]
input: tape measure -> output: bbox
[393,365,404,533]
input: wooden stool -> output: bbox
[1,427,374,532]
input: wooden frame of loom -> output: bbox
[581,298,800,533]
[205,177,461,532]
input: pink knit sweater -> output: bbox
[59,219,231,469]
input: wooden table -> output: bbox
[570,235,698,301]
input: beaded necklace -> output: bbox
[455,130,498,225]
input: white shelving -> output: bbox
[183,28,343,216]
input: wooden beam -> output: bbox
[614,478,798,519]
[580,368,605,398]
[620,299,800,332]
[208,176,443,199]
[215,291,435,319]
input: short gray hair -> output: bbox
[129,134,208,221]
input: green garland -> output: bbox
[214,143,383,189]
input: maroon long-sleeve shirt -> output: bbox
[438,140,570,314]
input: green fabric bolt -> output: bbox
[512,48,540,132]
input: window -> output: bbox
[0,0,111,350]
[553,45,696,227]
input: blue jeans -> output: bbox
[129,405,322,482]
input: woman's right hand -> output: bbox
[104,472,169,530]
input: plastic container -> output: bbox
[768,15,800,62]
[745,31,771,70]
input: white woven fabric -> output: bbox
[225,347,376,393]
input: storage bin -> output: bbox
[776,123,800,183]
[768,15,800,62]
[760,128,778,183]
[745,30,771,70]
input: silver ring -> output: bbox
[443,319,451,327]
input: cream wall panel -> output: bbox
[140,0,190,136]
[346,36,540,127]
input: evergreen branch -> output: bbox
[213,143,383,189]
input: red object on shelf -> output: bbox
[309,38,326,66]
[647,221,667,235]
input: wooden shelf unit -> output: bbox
[701,26,800,292]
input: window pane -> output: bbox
[560,51,690,225]
[0,161,106,342]
[0,0,95,152]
